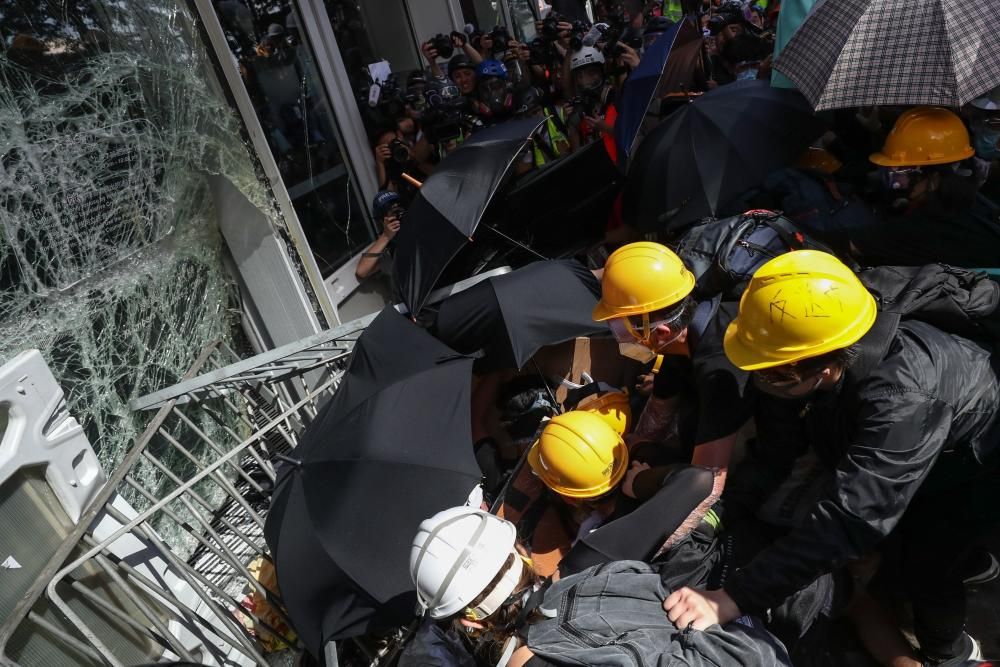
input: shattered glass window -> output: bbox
[0,0,286,469]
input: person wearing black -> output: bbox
[852,106,1000,270]
[355,191,404,282]
[665,251,1000,666]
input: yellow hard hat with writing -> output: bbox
[723,250,877,371]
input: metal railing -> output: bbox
[1,313,377,667]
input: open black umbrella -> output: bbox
[432,259,608,370]
[264,308,480,655]
[615,17,704,163]
[393,119,546,318]
[624,80,825,231]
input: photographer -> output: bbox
[421,31,482,82]
[473,60,516,126]
[355,191,405,281]
[372,123,432,194]
[564,46,618,161]
[421,78,481,159]
[513,86,572,172]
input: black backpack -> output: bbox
[859,263,1000,345]
[670,209,847,301]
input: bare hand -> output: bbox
[421,41,438,62]
[617,43,640,69]
[622,461,651,499]
[663,588,740,631]
[374,144,392,164]
[634,373,654,396]
[382,215,401,240]
[585,114,610,134]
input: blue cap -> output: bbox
[372,190,401,218]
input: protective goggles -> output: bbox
[879,166,922,192]
[608,299,692,347]
[981,115,1000,130]
[463,552,531,621]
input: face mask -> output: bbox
[973,128,1000,160]
[618,342,657,363]
[753,372,824,400]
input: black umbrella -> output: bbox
[264,308,480,655]
[624,80,825,231]
[432,259,608,370]
[393,118,546,317]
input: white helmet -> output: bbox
[570,45,605,72]
[410,507,523,620]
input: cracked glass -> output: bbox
[0,0,279,470]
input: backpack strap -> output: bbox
[687,296,721,351]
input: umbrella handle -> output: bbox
[401,172,423,188]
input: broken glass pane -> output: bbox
[0,0,286,470]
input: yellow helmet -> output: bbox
[527,411,628,499]
[723,250,877,371]
[577,388,632,436]
[593,242,696,322]
[869,107,975,167]
[796,147,843,174]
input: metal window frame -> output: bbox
[191,0,339,327]
[296,0,382,222]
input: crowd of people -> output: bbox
[331,2,1000,666]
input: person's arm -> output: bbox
[631,394,679,442]
[723,390,951,614]
[355,213,400,280]
[420,41,444,79]
[374,143,391,190]
[462,40,484,64]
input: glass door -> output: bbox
[209,0,374,277]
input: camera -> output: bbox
[567,20,590,51]
[566,95,599,126]
[423,108,469,144]
[429,33,455,59]
[488,25,511,56]
[528,37,556,66]
[386,203,406,221]
[388,138,410,164]
[540,14,563,41]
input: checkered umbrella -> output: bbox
[774,0,1000,110]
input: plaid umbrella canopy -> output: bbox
[774,0,1000,110]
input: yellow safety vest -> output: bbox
[532,110,570,168]
[662,0,683,22]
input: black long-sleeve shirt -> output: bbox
[724,316,1000,613]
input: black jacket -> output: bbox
[724,314,1000,613]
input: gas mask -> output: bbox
[973,127,1000,160]
[878,166,923,213]
[477,78,513,118]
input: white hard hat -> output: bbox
[570,45,605,72]
[410,507,522,620]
